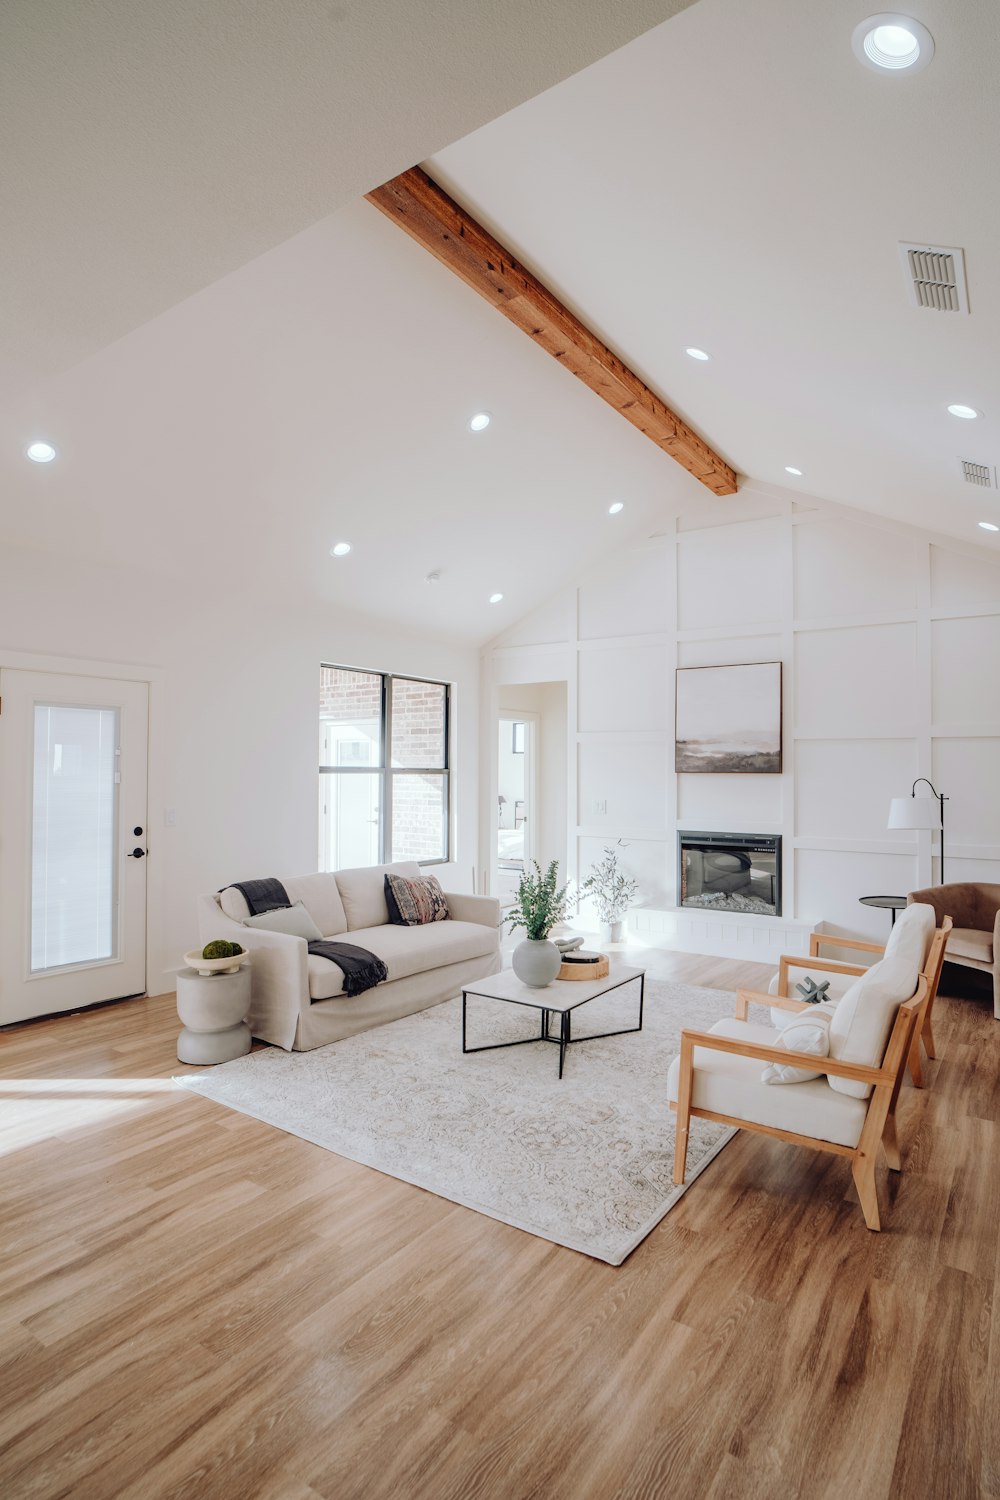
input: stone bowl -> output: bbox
[183,948,249,977]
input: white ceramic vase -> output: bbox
[512,938,562,988]
[598,919,625,945]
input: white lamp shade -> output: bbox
[887,795,941,831]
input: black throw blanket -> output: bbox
[307,941,388,999]
[223,877,291,916]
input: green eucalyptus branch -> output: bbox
[505,859,570,941]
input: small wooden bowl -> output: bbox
[557,951,610,981]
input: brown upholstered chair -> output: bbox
[908,884,1000,1021]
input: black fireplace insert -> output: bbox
[677,831,782,917]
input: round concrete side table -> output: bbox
[176,963,252,1064]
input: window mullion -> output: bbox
[380,673,391,863]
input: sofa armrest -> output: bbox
[443,892,502,929]
[196,893,308,1050]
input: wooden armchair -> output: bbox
[764,913,951,1087]
[668,972,928,1231]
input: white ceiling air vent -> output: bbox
[960,459,996,487]
[898,242,969,313]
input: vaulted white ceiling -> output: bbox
[3,0,998,648]
[431,0,1000,550]
[0,0,694,403]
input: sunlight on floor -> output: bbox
[0,1077,180,1155]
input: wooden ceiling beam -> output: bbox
[366,166,739,497]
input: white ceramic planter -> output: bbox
[511,938,562,988]
[599,919,625,945]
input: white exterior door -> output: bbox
[0,670,148,1024]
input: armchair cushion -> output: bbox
[666,1020,868,1148]
[884,901,935,968]
[948,928,994,963]
[761,1013,833,1085]
[828,953,918,1101]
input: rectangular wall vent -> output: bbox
[960,459,995,487]
[899,242,969,313]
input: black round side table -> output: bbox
[859,894,907,927]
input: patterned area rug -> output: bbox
[176,977,739,1265]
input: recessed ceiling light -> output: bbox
[852,14,934,74]
[608,501,624,515]
[489,592,503,604]
[948,404,980,420]
[785,466,803,476]
[979,521,1000,532]
[330,542,351,557]
[468,412,491,432]
[685,348,710,361]
[26,441,57,463]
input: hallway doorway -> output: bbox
[496,713,535,907]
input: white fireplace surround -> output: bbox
[627,906,814,964]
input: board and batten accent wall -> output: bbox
[481,483,1000,959]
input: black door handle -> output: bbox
[129,847,146,859]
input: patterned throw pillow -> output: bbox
[384,873,450,926]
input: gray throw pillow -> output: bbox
[242,900,323,941]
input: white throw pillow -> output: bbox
[242,900,323,941]
[762,1009,833,1085]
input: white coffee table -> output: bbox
[461,965,645,1079]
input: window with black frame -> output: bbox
[318,666,450,870]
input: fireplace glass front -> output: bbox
[678,832,781,917]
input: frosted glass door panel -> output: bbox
[1,669,147,1025]
[32,704,120,972]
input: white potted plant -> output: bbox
[581,843,638,945]
[506,859,570,987]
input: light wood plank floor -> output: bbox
[1,950,998,1500]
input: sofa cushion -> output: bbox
[385,872,450,926]
[283,874,348,937]
[666,1028,867,1149]
[306,919,496,998]
[218,873,348,936]
[335,862,421,930]
[827,953,918,1101]
[243,900,323,940]
[947,927,994,963]
[219,886,253,921]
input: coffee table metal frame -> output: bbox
[461,966,645,1079]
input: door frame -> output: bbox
[0,647,163,1001]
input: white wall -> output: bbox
[0,545,479,994]
[484,485,1000,946]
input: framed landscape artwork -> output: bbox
[675,662,783,774]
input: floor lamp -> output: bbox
[888,778,948,884]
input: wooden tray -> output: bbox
[557,951,610,981]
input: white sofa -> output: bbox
[196,862,502,1051]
